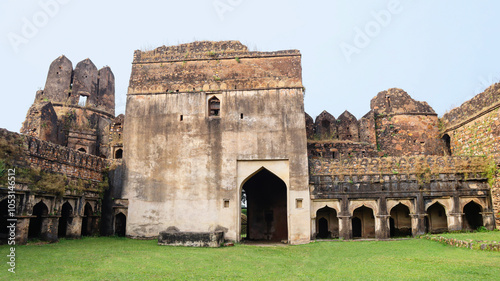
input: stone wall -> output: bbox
[128,41,302,95]
[0,128,109,244]
[307,141,376,159]
[442,84,500,229]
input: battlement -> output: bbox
[128,41,303,95]
[133,40,300,63]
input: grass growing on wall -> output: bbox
[1,237,500,280]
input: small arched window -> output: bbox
[209,96,220,116]
[115,149,123,159]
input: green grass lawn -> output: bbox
[433,230,500,242]
[1,237,499,280]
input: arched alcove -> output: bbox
[58,202,73,238]
[115,148,123,159]
[115,213,126,237]
[316,206,338,239]
[0,199,8,243]
[463,201,483,231]
[29,201,48,239]
[389,203,411,237]
[352,206,375,238]
[427,203,448,234]
[442,134,452,155]
[81,203,93,236]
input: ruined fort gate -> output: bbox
[122,41,311,244]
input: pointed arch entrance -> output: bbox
[81,203,93,236]
[29,201,48,239]
[352,206,375,238]
[115,213,126,237]
[58,202,73,238]
[242,168,287,242]
[389,203,411,237]
[463,201,483,231]
[315,206,338,239]
[427,203,448,234]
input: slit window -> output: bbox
[223,199,230,208]
[209,97,220,116]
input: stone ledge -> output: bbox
[158,231,224,247]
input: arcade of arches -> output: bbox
[312,199,491,239]
[0,196,128,244]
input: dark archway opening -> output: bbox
[58,202,73,238]
[81,203,93,236]
[78,148,87,153]
[316,206,338,239]
[0,199,9,243]
[29,201,48,239]
[353,206,375,238]
[115,149,123,159]
[390,204,412,237]
[318,218,328,238]
[242,168,287,242]
[352,217,362,238]
[115,213,126,237]
[463,201,483,231]
[442,134,452,156]
[427,203,448,234]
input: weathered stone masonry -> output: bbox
[309,156,495,239]
[442,83,500,228]
[0,128,108,244]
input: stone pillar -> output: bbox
[310,218,316,239]
[41,216,59,242]
[481,212,496,230]
[66,216,82,238]
[448,194,462,231]
[14,217,31,245]
[448,213,463,231]
[91,216,100,236]
[376,197,389,239]
[339,196,351,239]
[375,215,390,239]
[412,214,426,236]
[338,215,351,240]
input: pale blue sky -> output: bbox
[1,0,499,132]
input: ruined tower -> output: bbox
[21,56,116,158]
[122,41,310,244]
